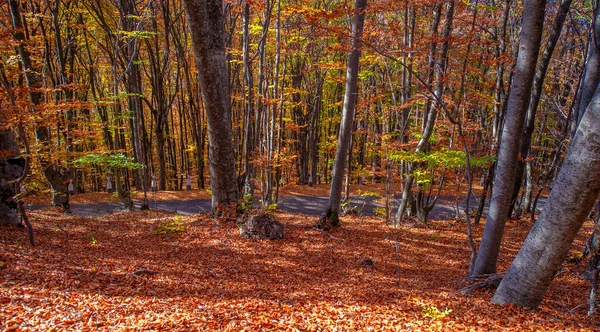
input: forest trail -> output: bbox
[27,193,547,220]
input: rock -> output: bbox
[238,213,284,240]
[360,258,374,267]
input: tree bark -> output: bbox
[508,0,573,217]
[118,0,150,206]
[319,0,367,229]
[0,129,24,226]
[182,0,240,213]
[472,0,547,277]
[492,80,600,308]
[573,2,600,130]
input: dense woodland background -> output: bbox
[0,0,584,209]
[5,0,600,328]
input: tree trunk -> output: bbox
[0,130,24,226]
[395,0,453,223]
[492,0,510,141]
[183,0,240,214]
[492,80,600,308]
[319,0,367,229]
[265,0,281,203]
[242,0,255,195]
[508,0,573,217]
[474,162,495,225]
[472,0,546,277]
[573,3,600,131]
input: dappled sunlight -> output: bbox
[1,209,598,330]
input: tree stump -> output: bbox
[237,213,284,240]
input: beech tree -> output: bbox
[472,0,547,277]
[573,2,600,130]
[318,0,367,230]
[182,0,240,213]
[508,0,573,218]
[492,75,600,308]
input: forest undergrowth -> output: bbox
[1,209,598,331]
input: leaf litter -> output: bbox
[1,208,599,331]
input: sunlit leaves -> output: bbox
[73,153,144,170]
[390,149,491,169]
[1,207,597,330]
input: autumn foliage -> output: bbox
[1,208,598,330]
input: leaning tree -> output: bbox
[492,74,600,308]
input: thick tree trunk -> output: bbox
[0,130,24,226]
[183,0,240,213]
[472,0,546,277]
[319,0,367,229]
[492,80,600,308]
[113,168,134,211]
[508,0,573,217]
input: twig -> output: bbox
[569,303,586,314]
[57,224,70,241]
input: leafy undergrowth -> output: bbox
[1,209,598,331]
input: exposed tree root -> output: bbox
[460,274,503,294]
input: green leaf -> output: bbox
[73,154,145,171]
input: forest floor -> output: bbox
[1,207,598,330]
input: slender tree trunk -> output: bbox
[308,75,323,187]
[395,3,443,221]
[492,1,510,140]
[318,0,367,229]
[242,0,255,194]
[493,79,600,308]
[265,0,281,203]
[395,1,453,223]
[183,0,240,213]
[474,162,494,225]
[573,3,600,131]
[472,0,547,277]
